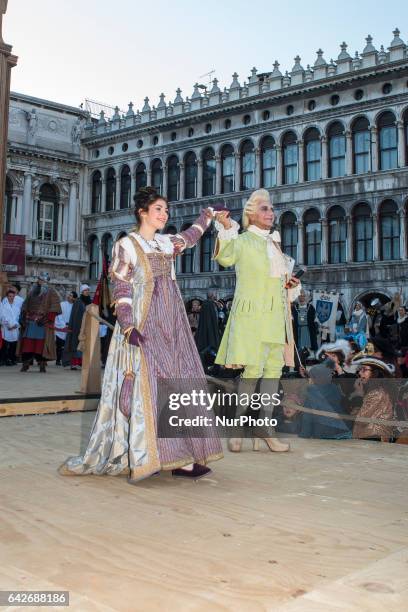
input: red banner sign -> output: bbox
[2,234,26,275]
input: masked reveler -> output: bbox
[19,272,61,372]
[59,187,223,482]
[214,189,301,453]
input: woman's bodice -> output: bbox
[146,252,173,279]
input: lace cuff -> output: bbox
[214,218,240,240]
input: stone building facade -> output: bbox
[4,29,408,312]
[5,92,88,294]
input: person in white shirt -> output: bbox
[55,291,76,365]
[0,288,20,366]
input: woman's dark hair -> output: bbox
[133,186,167,228]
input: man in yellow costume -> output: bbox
[214,189,301,453]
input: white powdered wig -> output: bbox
[242,188,272,229]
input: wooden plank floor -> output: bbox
[0,412,407,611]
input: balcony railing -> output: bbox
[31,240,69,259]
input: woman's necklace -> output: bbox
[137,233,162,252]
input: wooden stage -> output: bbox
[1,411,407,611]
[0,364,99,416]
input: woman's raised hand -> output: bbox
[215,211,232,229]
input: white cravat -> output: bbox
[247,225,294,279]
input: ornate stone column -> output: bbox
[346,215,353,262]
[115,167,121,209]
[147,164,152,187]
[0,1,18,291]
[130,167,137,206]
[397,120,406,168]
[372,212,379,260]
[297,140,304,183]
[234,152,241,192]
[14,189,23,233]
[58,197,65,241]
[162,163,168,198]
[399,207,407,259]
[345,130,353,175]
[297,221,304,265]
[179,162,185,201]
[321,218,329,264]
[255,147,261,188]
[321,135,328,180]
[215,155,222,195]
[68,180,78,242]
[275,145,282,186]
[370,126,378,172]
[101,179,107,212]
[197,159,203,198]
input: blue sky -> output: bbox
[4,0,408,112]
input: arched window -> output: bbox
[352,117,370,174]
[106,167,116,211]
[135,162,147,191]
[151,159,163,194]
[260,136,276,188]
[353,203,373,262]
[304,209,321,265]
[221,144,234,193]
[404,109,408,167]
[280,212,297,259]
[378,111,398,170]
[101,232,113,266]
[38,183,58,241]
[116,231,127,241]
[282,132,298,185]
[120,165,131,209]
[240,139,255,190]
[304,128,321,181]
[328,122,346,178]
[203,147,216,196]
[89,235,99,280]
[200,231,214,272]
[379,199,400,260]
[167,155,179,201]
[180,224,195,273]
[91,170,102,213]
[184,152,197,199]
[328,206,347,263]
[4,176,13,234]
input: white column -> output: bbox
[372,213,379,260]
[345,130,353,175]
[31,198,38,239]
[397,121,406,168]
[179,162,185,201]
[399,208,406,259]
[215,155,222,195]
[147,164,152,186]
[370,126,378,172]
[321,218,329,264]
[275,145,282,186]
[321,136,328,180]
[22,172,32,236]
[297,140,304,183]
[234,153,241,192]
[197,159,203,197]
[255,147,261,188]
[68,181,78,242]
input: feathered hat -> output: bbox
[316,339,352,361]
[353,357,395,376]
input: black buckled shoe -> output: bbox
[172,463,212,480]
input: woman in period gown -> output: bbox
[59,187,223,482]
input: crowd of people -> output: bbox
[0,276,111,372]
[185,287,408,444]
